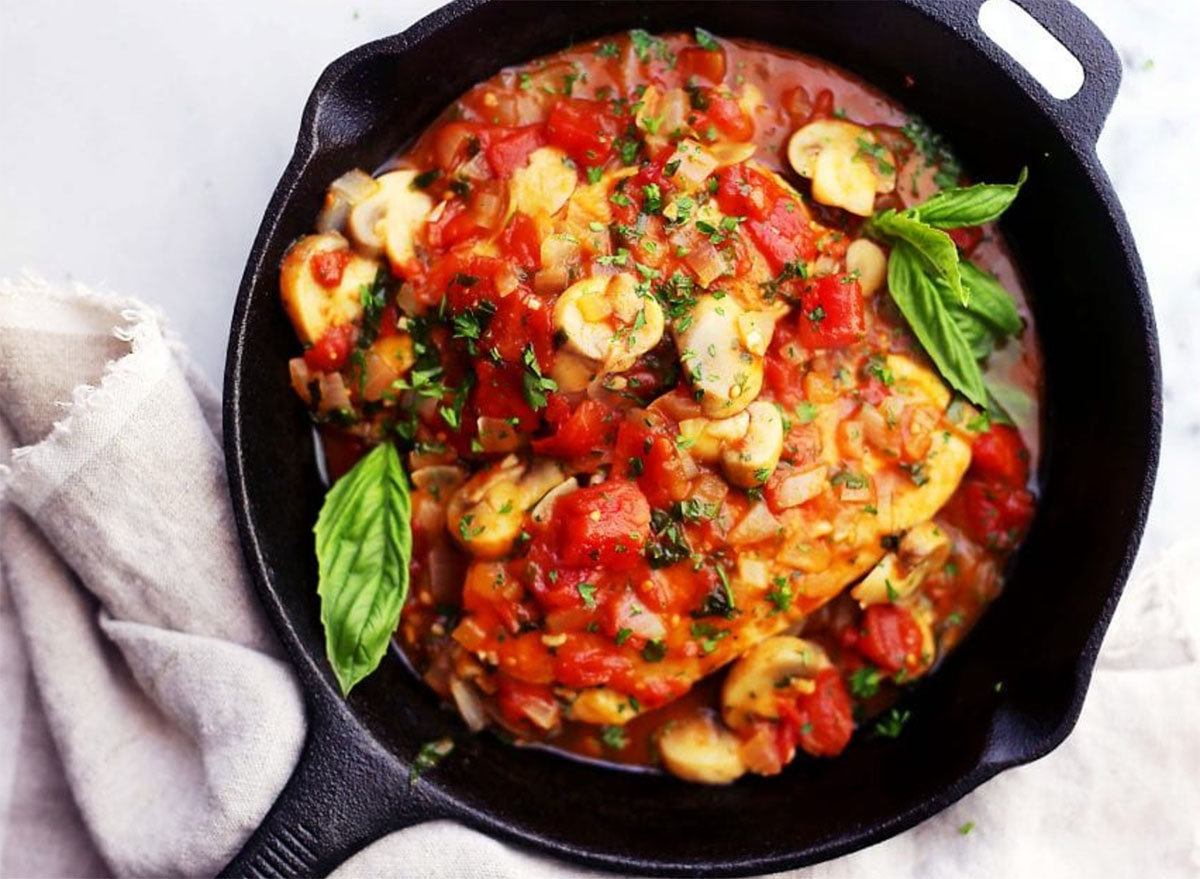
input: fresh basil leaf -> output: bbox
[944,302,997,360]
[913,167,1028,229]
[315,442,412,695]
[868,209,967,306]
[985,378,1036,435]
[960,260,1023,336]
[887,242,987,405]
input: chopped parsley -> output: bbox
[694,27,720,51]
[409,737,454,782]
[600,725,628,750]
[521,344,557,410]
[848,666,882,699]
[874,707,911,738]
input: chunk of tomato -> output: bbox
[859,604,925,674]
[499,211,541,272]
[309,248,350,288]
[531,400,617,459]
[480,292,554,368]
[553,633,633,688]
[484,124,546,177]
[970,424,1029,488]
[795,668,855,757]
[951,477,1035,551]
[705,92,753,140]
[795,274,866,349]
[495,675,560,730]
[303,323,354,372]
[612,418,691,508]
[545,98,620,167]
[555,480,651,570]
[677,46,726,83]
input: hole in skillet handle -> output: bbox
[965,0,1123,147]
[979,0,1085,99]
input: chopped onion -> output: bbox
[728,502,782,545]
[288,357,313,405]
[330,168,380,204]
[530,477,578,524]
[450,678,489,732]
[736,555,770,588]
[316,371,352,415]
[772,466,829,509]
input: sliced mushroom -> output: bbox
[678,402,785,488]
[279,232,381,343]
[361,334,415,402]
[851,520,951,606]
[845,238,888,297]
[317,169,380,234]
[509,146,577,219]
[657,712,747,785]
[346,170,434,266]
[446,456,567,558]
[787,120,896,216]
[553,273,665,372]
[674,294,773,418]
[721,401,785,488]
[721,636,831,730]
[568,687,632,726]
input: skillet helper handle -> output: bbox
[218,692,432,878]
[984,0,1123,147]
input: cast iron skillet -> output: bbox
[221,1,1160,875]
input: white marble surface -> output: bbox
[0,0,1196,633]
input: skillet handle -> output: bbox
[218,689,437,878]
[979,0,1123,147]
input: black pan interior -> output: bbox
[225,1,1158,874]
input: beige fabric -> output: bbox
[0,277,305,877]
[0,276,1197,879]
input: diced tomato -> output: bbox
[545,98,620,167]
[437,254,503,313]
[553,633,633,688]
[555,480,651,570]
[795,274,866,349]
[484,124,546,177]
[480,292,554,367]
[614,673,691,710]
[597,590,665,648]
[763,320,806,408]
[794,669,855,757]
[303,323,354,372]
[744,198,817,273]
[812,88,835,118]
[612,418,691,508]
[500,211,541,271]
[677,46,726,83]
[426,198,485,249]
[705,92,753,140]
[716,163,767,220]
[949,477,1035,551]
[309,248,351,288]
[495,674,560,730]
[532,400,617,458]
[472,359,539,432]
[946,225,983,254]
[970,424,1029,488]
[859,604,926,674]
[495,631,556,684]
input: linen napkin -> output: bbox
[0,275,1197,879]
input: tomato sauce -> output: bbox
[288,29,1041,781]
